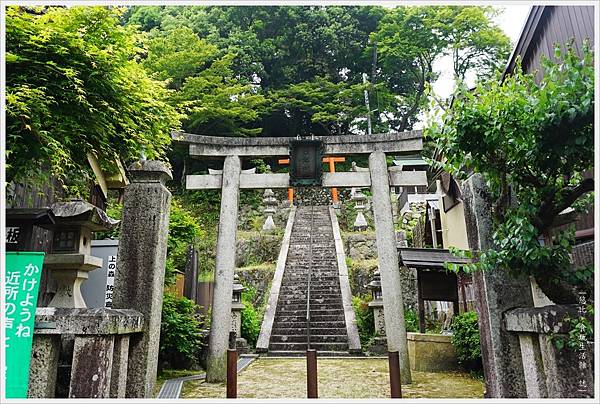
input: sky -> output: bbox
[431,4,531,99]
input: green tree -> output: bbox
[371,6,511,132]
[5,6,179,192]
[143,26,266,136]
[435,6,511,81]
[428,43,594,302]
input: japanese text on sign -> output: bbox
[104,255,117,308]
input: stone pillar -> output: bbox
[517,333,547,398]
[28,335,60,398]
[368,151,412,384]
[110,335,130,398]
[206,155,241,383]
[462,174,532,397]
[69,335,115,398]
[112,160,172,398]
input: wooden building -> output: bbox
[503,5,595,242]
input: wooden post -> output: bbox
[328,158,339,204]
[306,349,318,398]
[417,270,426,333]
[388,351,402,398]
[226,348,237,398]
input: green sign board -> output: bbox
[5,252,44,398]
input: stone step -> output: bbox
[272,320,346,329]
[264,350,350,357]
[268,342,349,351]
[276,310,345,319]
[271,327,348,335]
[270,334,348,343]
[278,303,343,311]
[275,314,344,323]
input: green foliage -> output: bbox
[94,197,202,286]
[404,307,419,333]
[372,6,510,131]
[352,294,375,348]
[427,42,594,290]
[241,285,261,347]
[6,6,179,193]
[165,199,204,285]
[160,292,206,368]
[450,311,482,371]
[550,304,594,351]
[125,5,509,137]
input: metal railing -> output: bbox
[306,204,314,350]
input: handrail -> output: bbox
[306,205,314,350]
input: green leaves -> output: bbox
[450,311,482,371]
[6,6,180,195]
[427,42,594,290]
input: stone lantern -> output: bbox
[231,274,248,352]
[262,188,278,231]
[42,200,119,308]
[367,269,387,354]
[351,188,368,231]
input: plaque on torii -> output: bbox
[289,139,323,186]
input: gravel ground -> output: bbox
[181,358,484,399]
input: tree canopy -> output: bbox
[6,6,179,191]
[6,5,511,191]
[126,5,510,137]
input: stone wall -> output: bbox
[344,231,377,261]
[235,232,282,268]
[235,264,275,308]
[347,257,417,309]
[407,332,458,372]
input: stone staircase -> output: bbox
[268,205,350,356]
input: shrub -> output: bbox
[404,307,419,332]
[159,292,205,369]
[450,311,482,371]
[352,294,375,348]
[241,301,261,347]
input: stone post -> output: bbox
[112,160,172,398]
[206,155,241,383]
[462,174,532,397]
[68,335,115,398]
[368,151,412,384]
[27,335,60,398]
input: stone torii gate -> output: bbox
[173,130,428,384]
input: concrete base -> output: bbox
[407,332,458,372]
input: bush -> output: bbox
[241,301,261,347]
[450,311,482,371]
[404,307,419,332]
[159,292,205,369]
[352,294,375,348]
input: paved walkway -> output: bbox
[180,357,485,399]
[157,355,257,399]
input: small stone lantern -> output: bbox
[367,269,388,354]
[351,188,368,231]
[262,188,278,231]
[42,200,119,308]
[231,274,248,352]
